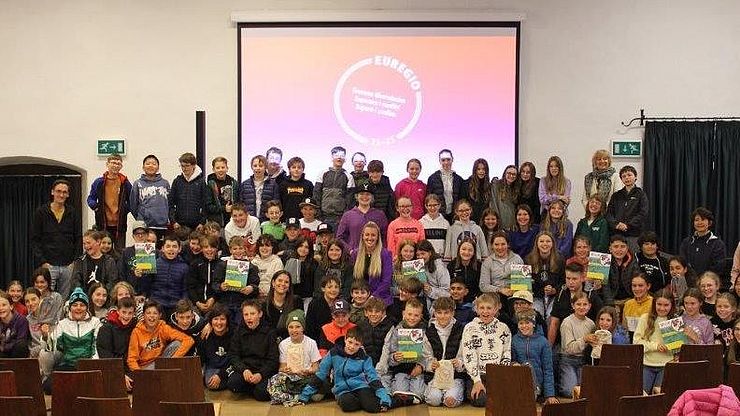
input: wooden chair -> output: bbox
[484,363,537,416]
[76,396,133,416]
[541,398,588,416]
[599,344,644,395]
[155,356,205,401]
[0,370,18,396]
[0,396,37,416]
[679,344,724,386]
[662,360,712,413]
[160,401,216,416]
[51,370,104,416]
[580,365,633,416]
[0,358,47,416]
[617,394,666,416]
[728,363,740,399]
[132,369,188,416]
[77,358,127,397]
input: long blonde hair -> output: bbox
[542,200,569,239]
[353,221,383,279]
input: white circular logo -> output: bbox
[333,56,423,146]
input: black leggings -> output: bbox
[337,388,382,413]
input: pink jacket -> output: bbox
[668,385,740,416]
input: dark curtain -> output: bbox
[712,122,740,255]
[643,121,715,254]
[0,174,82,288]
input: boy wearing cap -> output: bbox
[510,290,547,336]
[313,222,333,263]
[299,197,321,244]
[336,183,388,250]
[268,309,322,405]
[426,149,464,222]
[261,200,286,242]
[512,310,558,404]
[318,299,357,357]
[313,146,355,231]
[367,160,396,221]
[279,156,314,221]
[300,327,392,412]
[278,217,302,260]
[41,287,102,392]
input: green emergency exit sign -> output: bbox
[612,140,641,157]
[97,139,125,156]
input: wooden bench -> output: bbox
[599,343,644,395]
[679,344,724,387]
[580,365,633,416]
[132,368,188,416]
[541,398,587,416]
[617,393,665,416]
[76,396,133,416]
[77,357,127,397]
[51,370,104,416]
[484,363,537,416]
[155,356,205,401]
[0,358,47,416]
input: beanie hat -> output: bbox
[285,309,306,329]
[68,287,89,306]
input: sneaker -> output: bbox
[392,391,422,407]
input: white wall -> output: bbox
[2,0,739,228]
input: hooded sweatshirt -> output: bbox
[130,173,171,228]
[444,220,490,260]
[479,250,524,294]
[47,312,101,368]
[127,319,194,370]
[96,308,137,368]
[169,165,209,228]
[0,311,30,357]
[461,317,512,383]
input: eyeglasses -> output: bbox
[398,205,413,208]
[457,208,472,212]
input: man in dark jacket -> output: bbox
[170,152,209,231]
[226,299,279,401]
[426,149,464,223]
[86,154,132,250]
[31,179,82,298]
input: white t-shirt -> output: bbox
[279,335,321,370]
[300,218,321,232]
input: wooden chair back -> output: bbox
[132,369,187,416]
[0,396,37,416]
[662,360,712,413]
[0,370,18,396]
[76,396,133,416]
[155,356,205,401]
[51,370,104,416]
[484,363,537,416]
[541,398,588,416]
[679,344,724,386]
[0,358,47,416]
[728,363,740,399]
[580,365,633,416]
[160,401,216,416]
[599,343,644,395]
[77,358,127,397]
[617,393,665,416]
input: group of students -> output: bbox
[6,144,740,410]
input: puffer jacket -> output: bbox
[169,166,209,228]
[238,176,277,221]
[511,332,555,398]
[47,313,101,368]
[299,340,391,406]
[141,255,189,310]
[313,168,354,219]
[668,384,740,416]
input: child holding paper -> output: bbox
[423,297,466,408]
[377,298,430,406]
[633,289,676,394]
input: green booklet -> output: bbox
[397,328,424,363]
[510,264,532,292]
[658,317,689,353]
[225,259,251,289]
[134,243,156,274]
[587,251,612,282]
[402,259,427,283]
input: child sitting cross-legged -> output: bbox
[423,297,466,408]
[267,309,322,406]
[299,327,392,413]
[377,297,430,407]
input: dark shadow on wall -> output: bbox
[0,163,83,288]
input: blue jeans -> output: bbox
[48,264,72,299]
[643,365,664,394]
[559,354,583,397]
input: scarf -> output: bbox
[583,167,616,200]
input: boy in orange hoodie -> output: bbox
[127,300,194,370]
